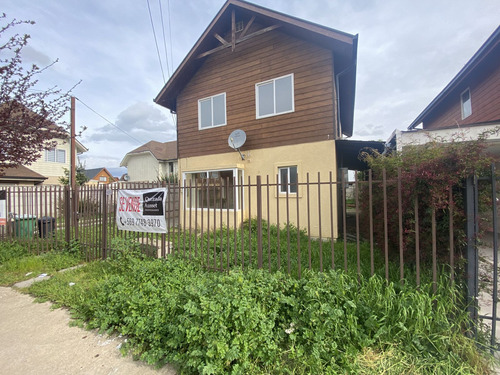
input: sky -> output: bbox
[2,0,499,176]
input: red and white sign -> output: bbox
[116,188,167,233]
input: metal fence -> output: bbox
[0,172,463,283]
[2,169,499,347]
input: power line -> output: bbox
[147,0,166,83]
[75,97,144,145]
[158,0,170,77]
[167,0,174,72]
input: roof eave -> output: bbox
[408,25,500,130]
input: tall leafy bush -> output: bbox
[359,130,497,264]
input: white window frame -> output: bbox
[183,168,243,211]
[45,148,66,163]
[278,166,298,194]
[256,73,294,119]
[198,92,227,130]
[99,176,107,182]
[461,88,472,120]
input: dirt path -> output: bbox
[0,287,177,375]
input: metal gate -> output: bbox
[466,164,499,352]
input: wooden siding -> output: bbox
[424,57,500,130]
[126,153,160,182]
[176,28,336,159]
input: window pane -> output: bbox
[186,170,238,209]
[199,99,212,128]
[46,149,55,162]
[56,149,65,163]
[212,94,226,126]
[275,76,293,113]
[258,82,274,117]
[280,167,288,193]
[289,166,298,193]
[461,90,471,119]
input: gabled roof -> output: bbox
[120,140,177,167]
[0,165,47,184]
[83,167,114,180]
[154,0,358,137]
[408,25,500,130]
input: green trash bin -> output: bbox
[13,215,37,239]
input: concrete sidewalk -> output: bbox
[0,287,176,375]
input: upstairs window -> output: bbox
[256,74,294,118]
[99,176,107,182]
[279,166,298,194]
[198,93,226,129]
[461,88,472,119]
[45,149,66,163]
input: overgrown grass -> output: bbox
[0,240,85,286]
[26,235,493,374]
[170,219,442,286]
[2,223,493,374]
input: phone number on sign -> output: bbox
[123,217,162,228]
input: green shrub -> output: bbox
[31,255,488,374]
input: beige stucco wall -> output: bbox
[179,140,338,238]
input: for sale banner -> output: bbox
[116,188,167,233]
[0,190,6,226]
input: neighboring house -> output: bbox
[389,25,500,155]
[83,168,115,185]
[0,165,47,187]
[154,0,359,237]
[27,137,88,185]
[120,140,178,182]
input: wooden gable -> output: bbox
[155,0,358,158]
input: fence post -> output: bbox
[257,175,263,269]
[102,185,108,259]
[464,175,479,337]
[64,186,71,244]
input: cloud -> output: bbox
[84,102,176,145]
[22,45,53,67]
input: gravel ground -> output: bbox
[0,287,177,375]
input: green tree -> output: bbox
[0,14,78,174]
[59,162,88,186]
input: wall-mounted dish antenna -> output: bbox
[228,129,246,160]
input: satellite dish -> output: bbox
[228,129,246,160]
[123,173,130,181]
[228,129,246,149]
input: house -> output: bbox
[120,140,178,182]
[0,165,47,187]
[154,0,358,237]
[390,25,500,155]
[83,168,115,185]
[26,137,88,185]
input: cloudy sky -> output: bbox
[3,0,499,176]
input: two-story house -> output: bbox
[389,25,500,155]
[154,0,358,237]
[83,167,115,185]
[120,140,178,182]
[28,137,88,185]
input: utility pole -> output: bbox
[70,96,76,190]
